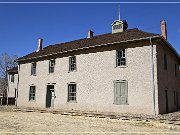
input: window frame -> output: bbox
[31,62,37,75]
[67,83,77,103]
[116,49,127,67]
[49,59,55,73]
[29,85,36,101]
[69,56,77,72]
[11,74,14,82]
[114,80,128,105]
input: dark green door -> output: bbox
[46,85,54,108]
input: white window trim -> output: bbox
[68,56,77,72]
[67,82,77,103]
[49,59,55,74]
[29,85,36,102]
[115,49,127,68]
[31,62,37,76]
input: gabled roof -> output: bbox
[17,28,159,62]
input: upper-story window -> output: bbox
[116,49,126,67]
[11,74,14,82]
[49,59,55,73]
[69,56,76,71]
[31,62,37,75]
[164,54,167,70]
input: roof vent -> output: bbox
[111,20,128,33]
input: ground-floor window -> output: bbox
[68,83,76,102]
[114,80,128,105]
[29,86,36,101]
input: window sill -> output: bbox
[113,103,129,105]
[48,72,54,75]
[68,70,77,73]
[29,100,36,102]
[115,65,127,68]
[67,101,77,103]
[31,74,37,76]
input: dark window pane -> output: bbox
[116,50,126,66]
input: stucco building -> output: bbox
[14,19,180,115]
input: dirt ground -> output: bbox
[0,110,179,134]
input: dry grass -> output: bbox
[0,110,179,134]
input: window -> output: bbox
[49,59,55,73]
[114,81,128,105]
[164,54,167,70]
[31,62,36,75]
[69,56,76,71]
[113,24,122,30]
[116,49,126,66]
[68,83,76,102]
[11,74,14,82]
[29,86,36,101]
[175,64,177,77]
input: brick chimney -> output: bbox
[160,20,167,40]
[87,30,94,38]
[36,38,43,52]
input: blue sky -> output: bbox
[0,1,180,57]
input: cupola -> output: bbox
[111,20,128,33]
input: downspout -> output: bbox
[15,63,20,106]
[150,37,156,115]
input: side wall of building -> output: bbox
[8,74,18,98]
[156,41,180,114]
[7,73,18,105]
[17,41,157,115]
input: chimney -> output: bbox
[87,30,94,38]
[36,38,43,52]
[160,20,167,40]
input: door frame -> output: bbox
[46,84,55,108]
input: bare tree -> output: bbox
[0,53,18,104]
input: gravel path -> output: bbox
[0,111,179,134]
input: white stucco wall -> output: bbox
[17,42,157,115]
[8,73,18,98]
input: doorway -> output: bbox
[46,85,55,108]
[165,90,168,113]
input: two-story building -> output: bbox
[15,19,180,115]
